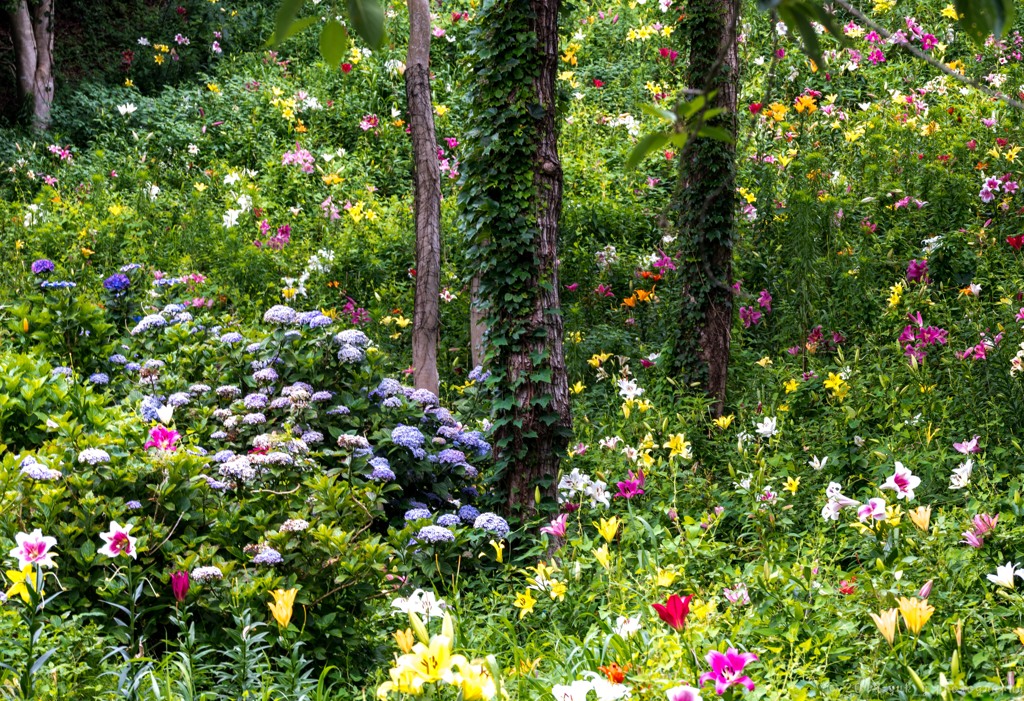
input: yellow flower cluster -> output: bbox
[378,612,503,701]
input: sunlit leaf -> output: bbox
[319,20,350,67]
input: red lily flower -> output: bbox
[652,594,692,630]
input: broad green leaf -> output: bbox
[955,0,1015,42]
[641,103,678,123]
[696,125,734,143]
[272,0,306,45]
[266,15,318,46]
[319,20,350,67]
[626,132,669,170]
[347,0,386,49]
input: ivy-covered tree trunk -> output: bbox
[406,0,441,395]
[8,0,55,130]
[669,0,739,415]
[460,0,571,516]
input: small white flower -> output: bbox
[117,103,137,116]
[222,209,241,228]
[949,459,973,490]
[614,615,641,638]
[809,455,828,471]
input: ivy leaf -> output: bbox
[319,20,350,67]
[347,0,387,50]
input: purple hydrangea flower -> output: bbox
[252,547,283,565]
[404,508,433,521]
[416,525,455,543]
[31,259,55,275]
[473,512,510,538]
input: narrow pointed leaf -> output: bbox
[626,132,670,170]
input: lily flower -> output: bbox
[268,588,297,628]
[540,514,569,538]
[651,594,692,631]
[897,596,934,634]
[9,529,58,569]
[987,562,1024,589]
[870,608,899,646]
[698,648,758,694]
[880,462,921,500]
[98,521,138,559]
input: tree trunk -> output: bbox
[459,0,571,517]
[500,0,571,514]
[406,0,441,395]
[669,0,739,416]
[9,0,55,130]
[469,274,486,369]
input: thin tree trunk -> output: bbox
[670,0,739,416]
[469,274,486,369]
[502,0,571,513]
[8,0,54,130]
[406,0,441,395]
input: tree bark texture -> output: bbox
[406,0,441,395]
[670,0,739,416]
[499,0,572,513]
[8,0,55,130]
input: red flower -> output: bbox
[838,578,856,595]
[1008,235,1024,251]
[341,63,353,73]
[651,594,692,630]
[748,102,763,114]
[593,79,604,88]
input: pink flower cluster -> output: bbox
[961,513,997,548]
[254,220,292,250]
[739,289,772,328]
[281,143,315,173]
[955,330,1003,360]
[899,311,948,363]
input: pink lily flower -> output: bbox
[540,514,568,538]
[699,647,758,694]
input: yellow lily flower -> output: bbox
[1014,627,1024,646]
[593,543,611,569]
[784,476,800,494]
[712,414,734,430]
[587,353,612,368]
[394,628,415,653]
[268,588,297,629]
[489,539,504,563]
[656,568,678,587]
[663,433,692,460]
[784,378,800,394]
[450,658,498,700]
[513,589,536,619]
[908,506,931,532]
[595,516,621,543]
[6,565,36,603]
[570,381,585,395]
[404,635,455,683]
[897,597,934,635]
[548,580,567,601]
[376,664,426,700]
[870,608,899,646]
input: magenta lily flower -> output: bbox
[960,530,984,548]
[144,425,180,451]
[953,436,981,454]
[540,513,568,538]
[171,570,190,602]
[699,647,758,695]
[98,521,138,559]
[9,529,58,569]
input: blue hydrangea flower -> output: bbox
[335,329,370,347]
[338,345,365,363]
[436,449,468,465]
[252,547,283,565]
[392,425,426,450]
[371,378,404,399]
[473,512,510,538]
[457,505,480,525]
[109,354,128,365]
[167,392,191,407]
[31,259,55,275]
[220,332,244,344]
[381,396,403,409]
[88,373,110,385]
[409,389,439,406]
[131,314,166,335]
[436,514,461,528]
[416,525,455,544]
[404,508,433,521]
[370,465,396,482]
[263,305,296,324]
[103,273,131,293]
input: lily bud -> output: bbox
[918,579,933,599]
